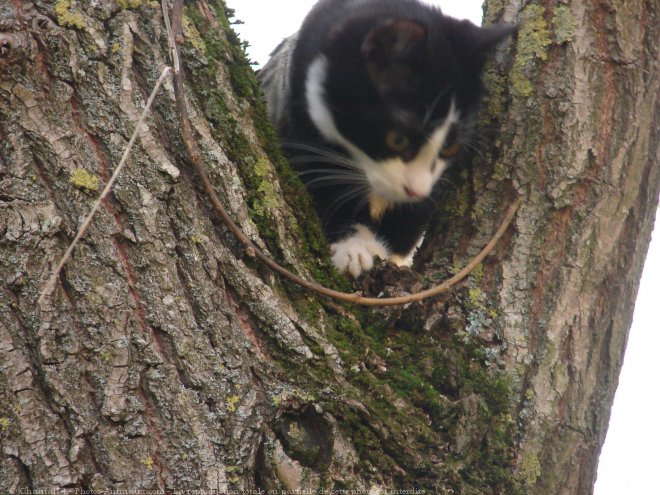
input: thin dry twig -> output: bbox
[38,66,172,305]
[166,0,519,307]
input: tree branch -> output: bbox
[38,66,172,305]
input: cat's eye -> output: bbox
[386,131,410,152]
[439,127,460,158]
[439,141,460,158]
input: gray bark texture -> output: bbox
[0,0,658,494]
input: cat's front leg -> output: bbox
[330,224,390,277]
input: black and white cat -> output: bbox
[259,0,513,277]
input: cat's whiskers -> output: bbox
[282,141,361,170]
[461,140,487,162]
[435,175,458,193]
[304,175,369,189]
[427,195,438,208]
[297,168,366,178]
[323,184,370,227]
[289,156,363,172]
[423,87,451,127]
[350,194,371,222]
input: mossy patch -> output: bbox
[55,0,86,30]
[482,68,507,118]
[483,0,507,25]
[226,395,240,413]
[250,157,282,219]
[467,287,488,311]
[553,5,576,44]
[99,349,113,363]
[444,169,471,217]
[118,0,142,9]
[511,5,552,98]
[140,456,154,470]
[118,0,159,9]
[520,451,542,486]
[70,168,100,192]
[182,15,207,53]
[322,309,521,491]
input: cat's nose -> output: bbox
[404,186,426,199]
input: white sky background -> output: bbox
[594,218,660,495]
[231,0,484,67]
[229,1,660,491]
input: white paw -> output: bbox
[389,253,414,267]
[331,225,389,277]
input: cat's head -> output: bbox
[304,7,514,203]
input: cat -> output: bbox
[259,0,513,277]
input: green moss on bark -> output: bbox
[70,168,100,193]
[553,6,576,44]
[316,306,523,492]
[511,5,552,98]
[54,0,86,29]
[184,1,342,291]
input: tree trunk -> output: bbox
[0,0,657,494]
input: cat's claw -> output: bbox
[331,243,375,278]
[331,225,389,278]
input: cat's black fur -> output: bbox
[259,0,513,276]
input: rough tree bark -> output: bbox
[0,0,657,494]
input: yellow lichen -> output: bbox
[468,288,486,308]
[99,349,113,363]
[118,0,142,8]
[226,395,240,413]
[482,68,507,118]
[553,5,576,44]
[271,388,316,408]
[251,157,282,217]
[55,0,86,29]
[182,15,207,53]
[511,5,552,98]
[520,452,542,486]
[140,456,154,470]
[471,263,485,282]
[70,168,101,192]
[0,417,10,431]
[454,186,470,217]
[483,0,506,25]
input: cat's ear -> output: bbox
[361,20,427,94]
[472,23,517,55]
[443,19,516,72]
[361,19,428,65]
